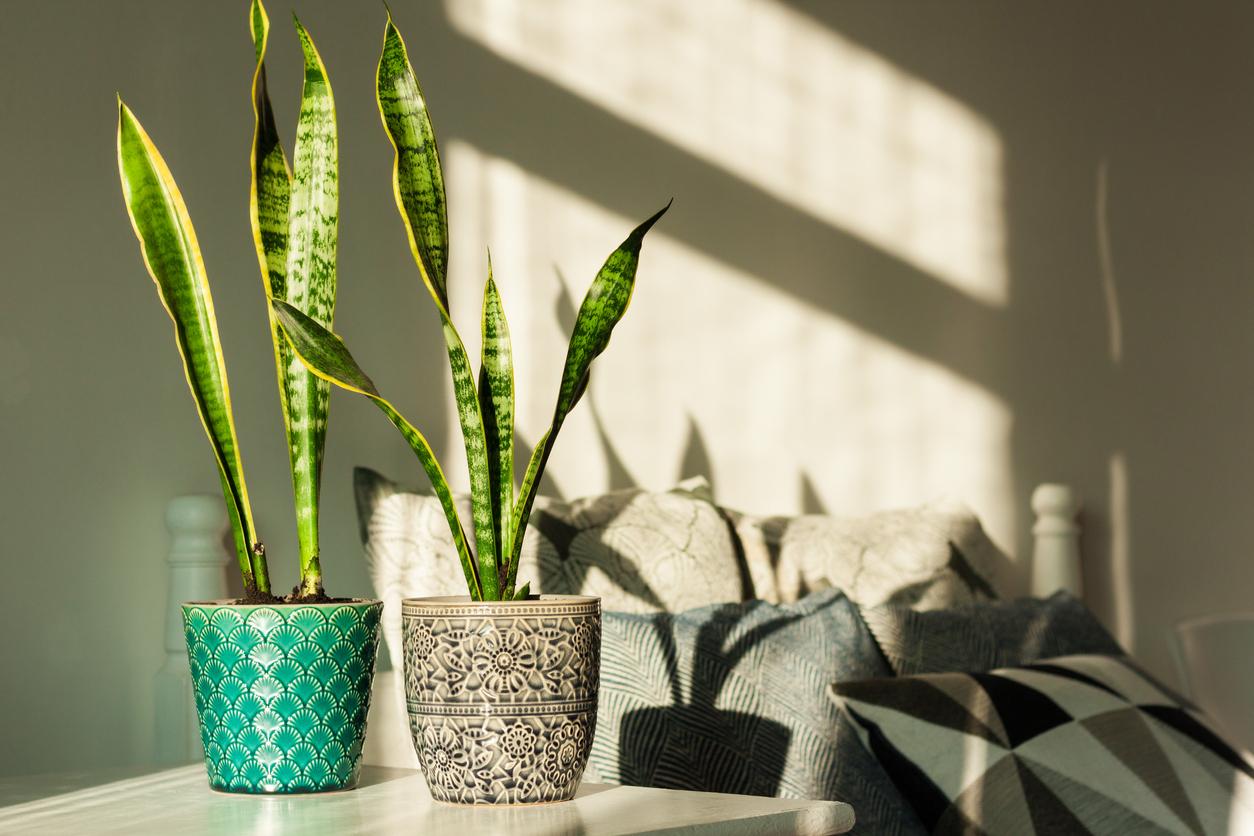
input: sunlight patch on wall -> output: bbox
[1097,161,1124,366]
[1231,765,1254,835]
[1109,451,1134,648]
[445,0,1007,307]
[443,141,1015,551]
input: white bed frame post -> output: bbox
[1030,483,1083,599]
[154,495,229,765]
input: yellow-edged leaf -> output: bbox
[508,203,670,585]
[118,100,268,594]
[479,261,514,582]
[376,13,498,596]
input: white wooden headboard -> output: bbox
[155,483,1085,766]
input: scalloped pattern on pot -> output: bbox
[182,601,381,793]
[403,599,600,804]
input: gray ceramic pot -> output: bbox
[402,595,600,805]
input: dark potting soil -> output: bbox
[284,585,355,605]
[229,588,354,605]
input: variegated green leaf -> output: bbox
[247,0,301,597]
[507,203,671,584]
[249,1,290,300]
[479,262,514,579]
[118,100,269,595]
[271,299,483,600]
[376,14,498,597]
[276,14,339,595]
[376,15,448,307]
[440,318,499,598]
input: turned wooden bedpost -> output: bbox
[1030,483,1083,599]
[154,495,229,765]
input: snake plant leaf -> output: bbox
[479,262,514,578]
[442,320,499,598]
[507,202,671,584]
[271,299,483,599]
[249,0,291,305]
[376,14,448,307]
[376,13,499,597]
[247,0,303,595]
[279,14,339,594]
[117,100,267,594]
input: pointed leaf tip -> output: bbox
[634,199,672,239]
[292,11,314,47]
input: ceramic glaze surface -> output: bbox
[181,600,381,793]
[403,596,600,805]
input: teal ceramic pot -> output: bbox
[182,599,382,794]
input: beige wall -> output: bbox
[3,0,1253,776]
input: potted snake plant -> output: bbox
[116,0,380,794]
[271,10,668,805]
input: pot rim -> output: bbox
[181,598,383,607]
[400,594,599,608]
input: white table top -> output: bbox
[0,765,854,835]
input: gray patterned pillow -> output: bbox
[592,590,927,835]
[727,499,1009,608]
[860,591,1123,676]
[354,468,745,670]
[830,654,1254,835]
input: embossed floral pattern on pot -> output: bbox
[183,599,381,794]
[403,595,600,805]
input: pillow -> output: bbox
[726,499,1009,608]
[354,468,745,670]
[592,589,927,835]
[830,654,1254,835]
[860,592,1123,676]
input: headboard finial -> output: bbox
[1031,483,1083,598]
[1032,484,1079,524]
[156,494,229,765]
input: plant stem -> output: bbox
[235,554,256,595]
[299,558,324,598]
[251,542,272,596]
